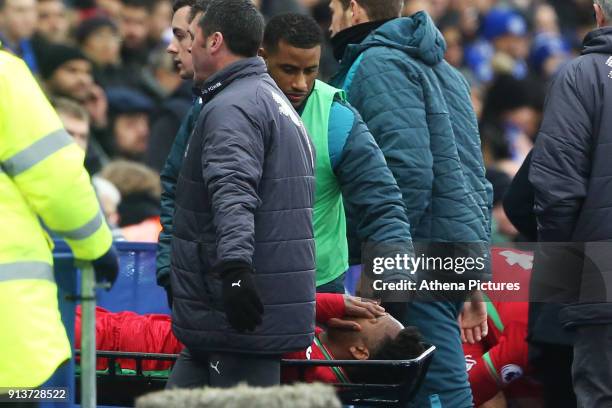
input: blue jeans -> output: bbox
[404,301,473,408]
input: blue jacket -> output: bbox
[332,12,492,258]
[324,98,412,269]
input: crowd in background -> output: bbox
[0,0,599,242]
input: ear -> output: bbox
[594,3,607,28]
[349,345,370,360]
[209,32,224,54]
[258,47,266,59]
[350,0,370,24]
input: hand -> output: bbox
[220,263,264,332]
[458,291,488,344]
[84,84,108,128]
[327,296,386,331]
[92,245,119,289]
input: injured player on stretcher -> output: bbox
[75,293,424,384]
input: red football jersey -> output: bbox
[463,248,541,406]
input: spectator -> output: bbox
[167,0,316,389]
[53,97,91,153]
[106,87,154,161]
[39,44,94,103]
[480,75,542,176]
[529,1,612,405]
[76,16,136,89]
[100,160,161,242]
[36,0,70,44]
[464,8,529,83]
[0,0,38,72]
[149,0,173,46]
[534,3,561,35]
[529,32,572,81]
[53,96,111,174]
[329,1,492,406]
[119,0,154,68]
[144,48,185,99]
[261,13,413,296]
[94,0,123,19]
[92,175,122,236]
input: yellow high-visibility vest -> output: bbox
[0,51,112,388]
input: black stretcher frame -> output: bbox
[74,345,435,407]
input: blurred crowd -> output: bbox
[0,0,599,242]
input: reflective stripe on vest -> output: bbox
[1,129,72,177]
[52,211,104,241]
[0,262,54,283]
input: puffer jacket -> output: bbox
[530,27,612,327]
[171,57,316,354]
[332,12,492,278]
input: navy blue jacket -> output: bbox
[171,58,316,354]
[530,27,612,327]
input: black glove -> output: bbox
[219,262,264,332]
[92,245,119,289]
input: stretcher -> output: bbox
[74,346,435,407]
[54,241,435,407]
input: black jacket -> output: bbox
[529,27,612,328]
[170,58,316,354]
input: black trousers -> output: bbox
[166,348,281,389]
[573,324,612,408]
[530,342,576,408]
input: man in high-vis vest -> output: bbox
[0,46,119,389]
[260,13,413,295]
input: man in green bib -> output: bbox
[261,13,412,294]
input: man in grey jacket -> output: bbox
[529,1,612,405]
[167,0,316,389]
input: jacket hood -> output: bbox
[344,11,446,67]
[582,26,612,56]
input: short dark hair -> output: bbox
[348,327,425,385]
[263,13,322,54]
[198,0,264,58]
[338,0,403,21]
[121,0,153,12]
[172,0,193,13]
[189,0,210,22]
